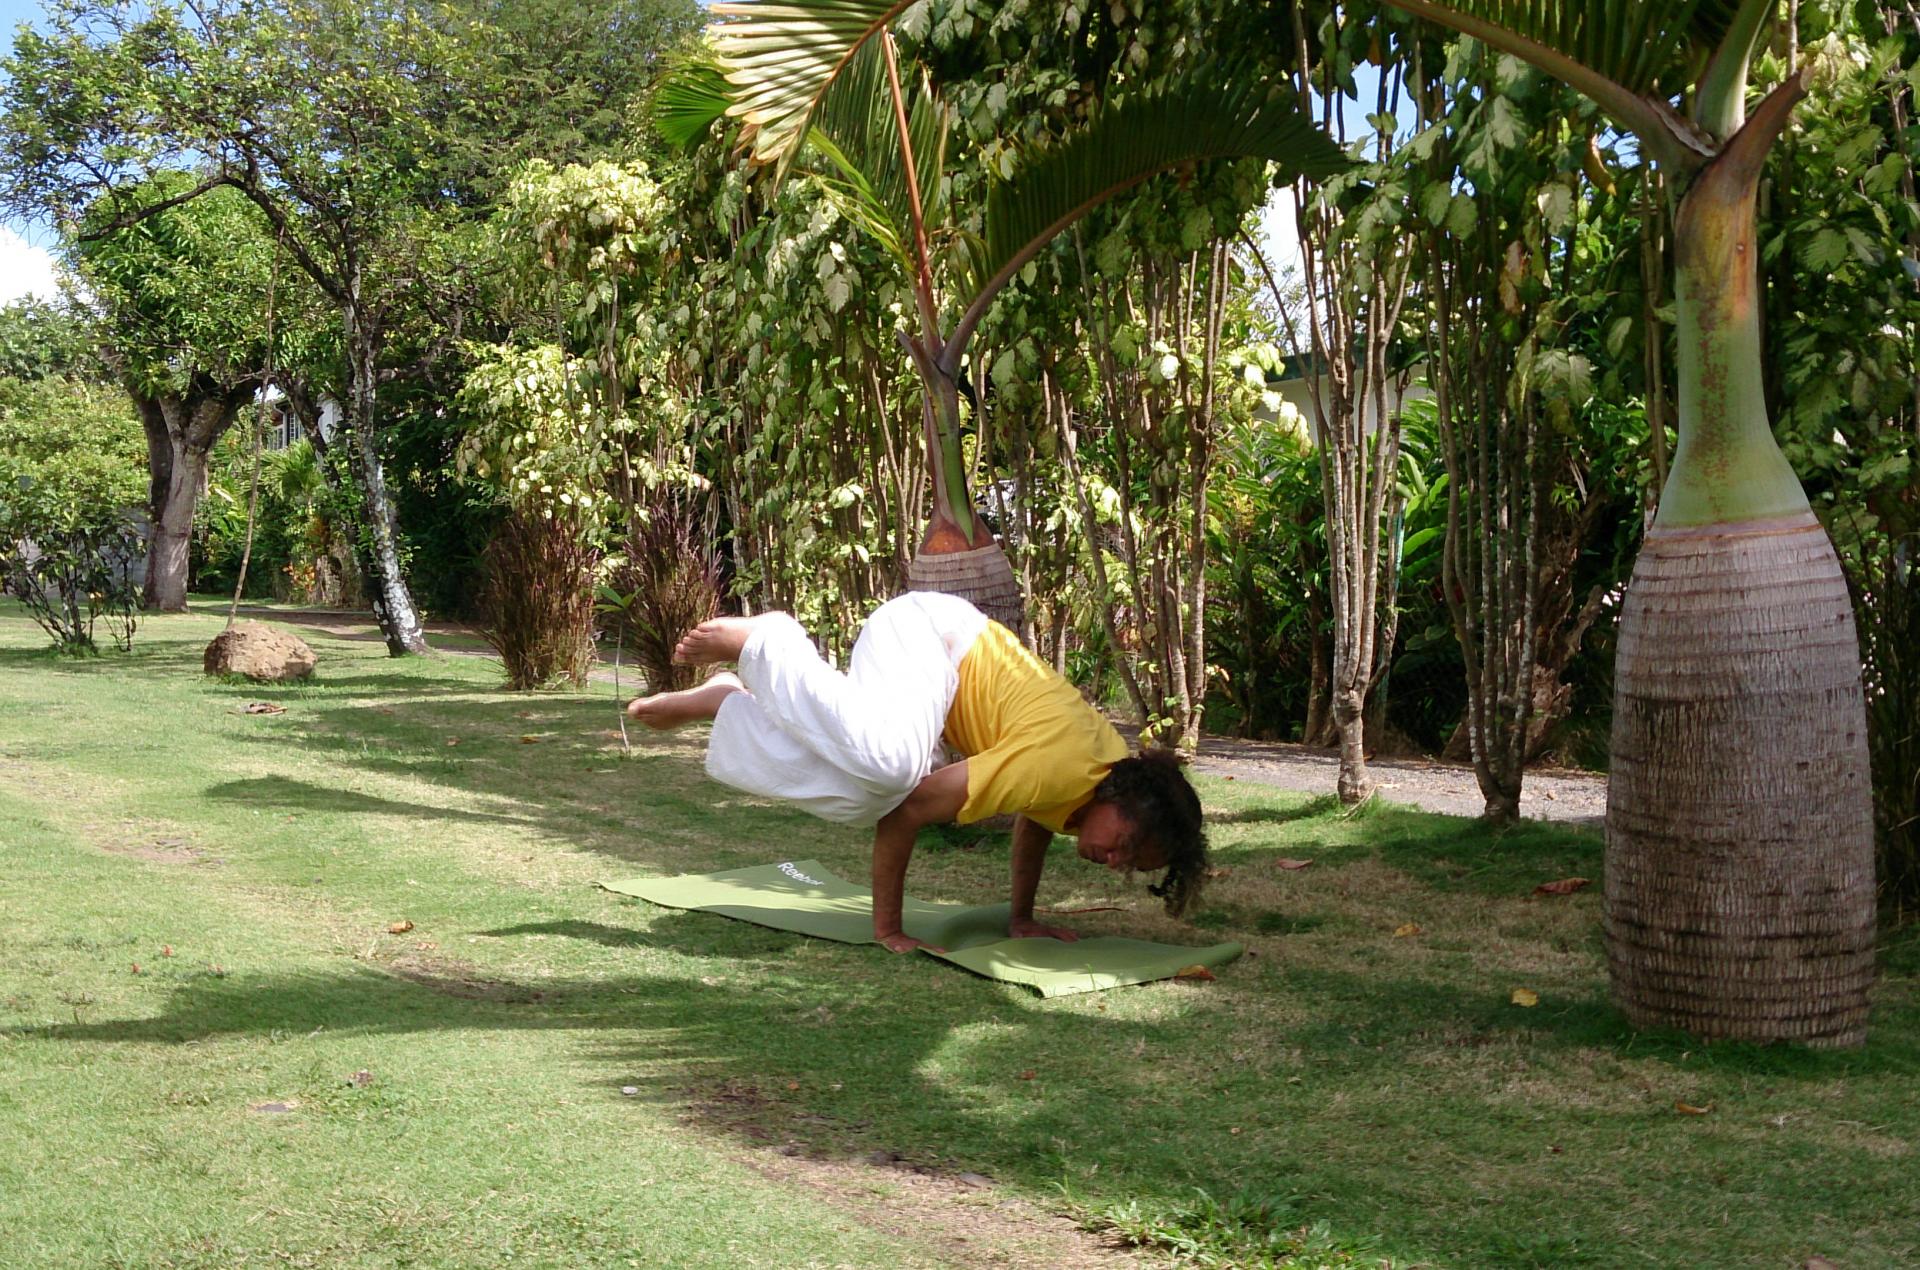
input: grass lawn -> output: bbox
[2,602,1915,1269]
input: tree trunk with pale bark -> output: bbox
[342,287,429,656]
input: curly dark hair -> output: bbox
[1088,747,1209,917]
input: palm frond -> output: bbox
[1391,0,1715,95]
[1384,0,1728,162]
[806,37,947,276]
[653,58,733,149]
[708,0,916,168]
[1688,0,1746,51]
[950,68,1348,354]
[806,127,911,271]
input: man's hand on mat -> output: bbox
[1008,918,1081,943]
[878,932,944,954]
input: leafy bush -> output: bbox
[196,432,369,606]
[1204,406,1328,741]
[1848,534,1920,922]
[480,509,599,690]
[0,299,98,382]
[0,377,145,652]
[0,504,142,652]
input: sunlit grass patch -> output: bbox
[2,601,1915,1268]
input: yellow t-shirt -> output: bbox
[944,620,1129,833]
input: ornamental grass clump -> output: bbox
[613,496,719,695]
[481,509,598,690]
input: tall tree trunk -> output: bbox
[342,287,429,656]
[1604,88,1876,1048]
[133,384,254,612]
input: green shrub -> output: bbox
[0,377,145,652]
[1848,533,1920,922]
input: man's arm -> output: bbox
[1007,814,1080,942]
[871,761,969,953]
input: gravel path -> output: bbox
[232,603,1608,827]
[1193,732,1607,827]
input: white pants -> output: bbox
[704,592,990,825]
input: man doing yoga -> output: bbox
[628,591,1208,953]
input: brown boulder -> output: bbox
[204,621,317,682]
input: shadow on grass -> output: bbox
[4,954,1440,1263]
[478,919,655,949]
[1270,960,1920,1081]
[14,927,1911,1267]
[206,775,535,827]
[1207,794,1344,826]
[1349,804,1603,897]
[0,637,214,674]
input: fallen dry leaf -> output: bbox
[519,735,539,744]
[1174,964,1217,981]
[1205,866,1233,880]
[1510,988,1540,1007]
[413,940,438,951]
[1274,858,1315,871]
[1802,1257,1840,1270]
[1393,922,1423,938]
[786,1080,801,1091]
[347,1070,374,1088]
[387,919,414,935]
[1674,1101,1714,1116]
[241,702,286,715]
[209,964,226,977]
[130,963,141,975]
[160,945,173,957]
[1533,877,1592,897]
[445,738,460,747]
[1228,1126,1242,1136]
[1018,1070,1038,1081]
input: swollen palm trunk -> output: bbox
[1605,513,1877,1047]
[907,539,1023,633]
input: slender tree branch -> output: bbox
[72,170,233,241]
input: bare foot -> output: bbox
[626,672,743,730]
[877,932,945,954]
[672,616,760,666]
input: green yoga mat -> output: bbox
[603,859,1242,998]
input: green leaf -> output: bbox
[804,37,949,275]
[654,58,734,148]
[1402,525,1443,556]
[965,65,1349,332]
[1801,227,1848,273]
[708,0,917,168]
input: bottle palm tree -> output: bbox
[658,1,1348,629]
[1382,0,1875,1045]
